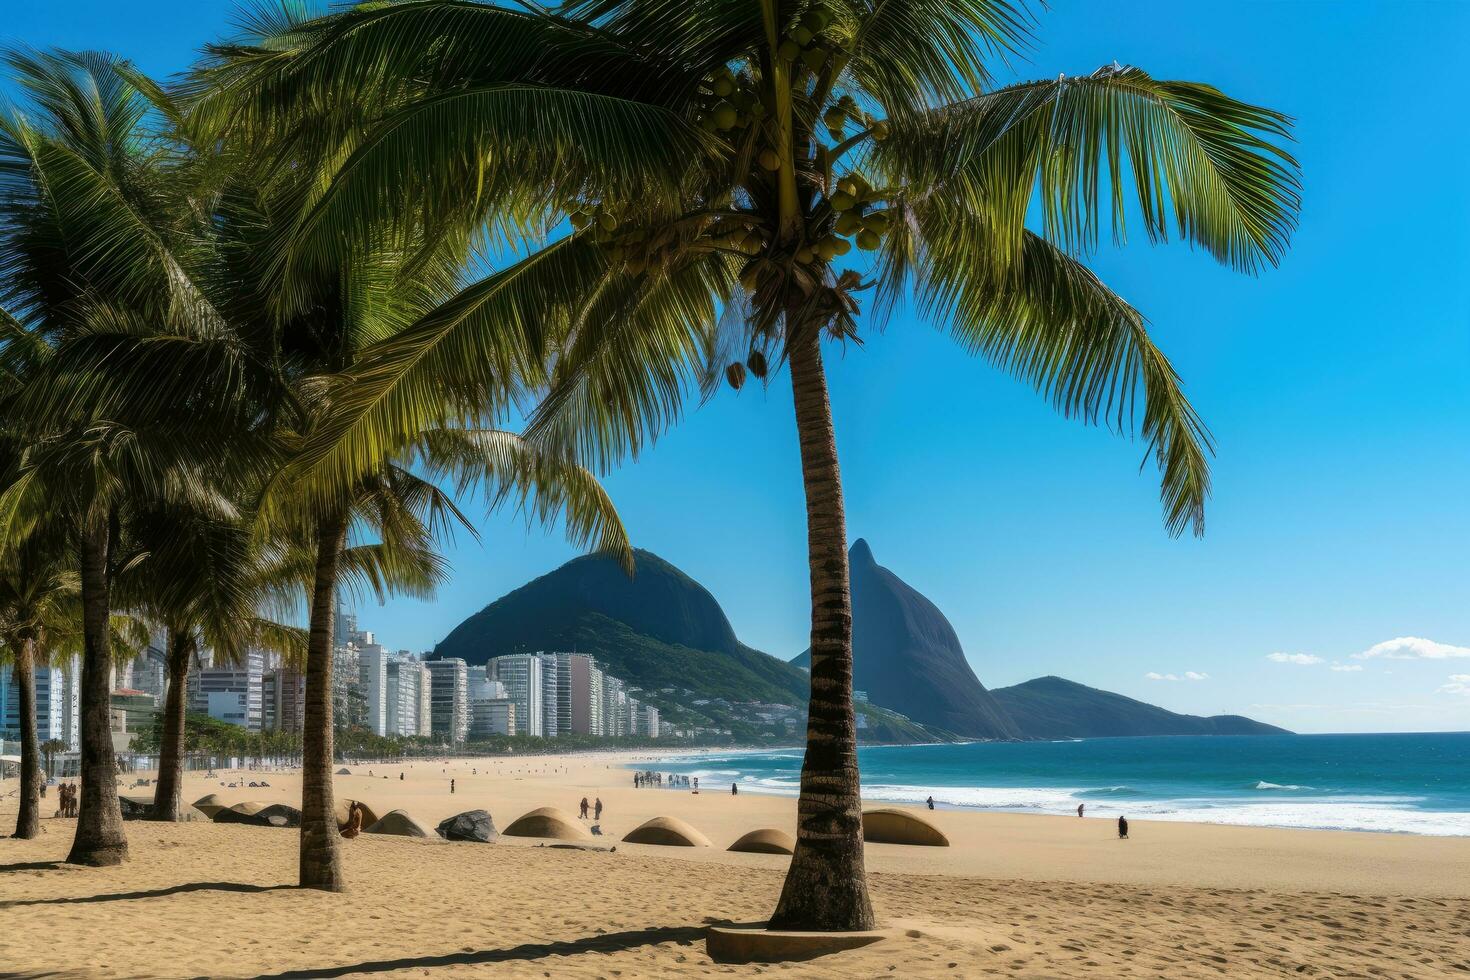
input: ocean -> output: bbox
[641,732,1470,836]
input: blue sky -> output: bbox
[8,1,1468,733]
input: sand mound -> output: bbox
[192,794,226,818]
[862,808,949,846]
[336,767,351,775]
[727,828,795,854]
[502,806,592,841]
[213,802,300,828]
[622,816,712,848]
[335,799,381,831]
[365,809,432,838]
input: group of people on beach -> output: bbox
[632,771,698,790]
[578,796,603,821]
[55,782,79,818]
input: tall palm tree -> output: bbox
[193,0,1299,927]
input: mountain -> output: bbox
[791,539,1021,740]
[435,549,806,704]
[433,549,954,744]
[991,676,1291,738]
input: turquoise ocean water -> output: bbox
[641,732,1470,836]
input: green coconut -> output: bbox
[712,103,738,129]
[834,212,863,236]
[795,246,814,263]
[856,229,881,250]
[815,239,838,261]
[758,148,782,171]
[569,211,591,230]
[712,77,734,98]
[801,47,827,71]
[863,210,891,234]
[791,26,813,45]
[832,237,852,256]
[871,120,890,141]
[829,190,857,211]
[597,212,617,232]
[802,10,830,31]
[778,39,801,61]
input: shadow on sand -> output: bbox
[0,881,293,908]
[242,922,757,979]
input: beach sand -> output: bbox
[2,750,1468,978]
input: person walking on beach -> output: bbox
[1078,803,1085,818]
[1117,815,1129,839]
[594,797,603,821]
[732,783,738,795]
[927,796,935,810]
[450,778,455,794]
[580,796,590,819]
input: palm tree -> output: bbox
[129,117,634,888]
[0,533,77,838]
[119,506,309,822]
[0,48,223,866]
[197,0,1299,928]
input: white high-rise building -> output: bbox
[359,644,388,736]
[489,655,544,737]
[425,658,469,743]
[641,704,659,738]
[602,674,627,737]
[538,654,560,738]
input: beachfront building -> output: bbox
[359,644,388,736]
[489,654,544,737]
[0,662,69,748]
[187,648,265,730]
[538,654,560,738]
[601,674,627,737]
[470,697,516,738]
[641,704,660,738]
[425,658,469,743]
[263,666,306,734]
[385,655,430,737]
[561,654,606,736]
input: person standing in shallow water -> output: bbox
[1078,803,1085,818]
[1118,815,1129,839]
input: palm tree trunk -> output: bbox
[66,515,128,866]
[150,628,194,821]
[12,633,41,839]
[769,330,874,932]
[300,511,347,891]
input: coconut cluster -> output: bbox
[696,67,767,134]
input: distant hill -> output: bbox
[435,549,807,704]
[792,539,1020,740]
[433,549,952,744]
[991,676,1291,739]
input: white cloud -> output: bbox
[1146,671,1208,682]
[1267,652,1324,665]
[1329,664,1364,672]
[1438,674,1470,696]
[1353,636,1470,661]
[1184,671,1210,681]
[1145,672,1178,681]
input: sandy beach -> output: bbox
[3,750,1468,978]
